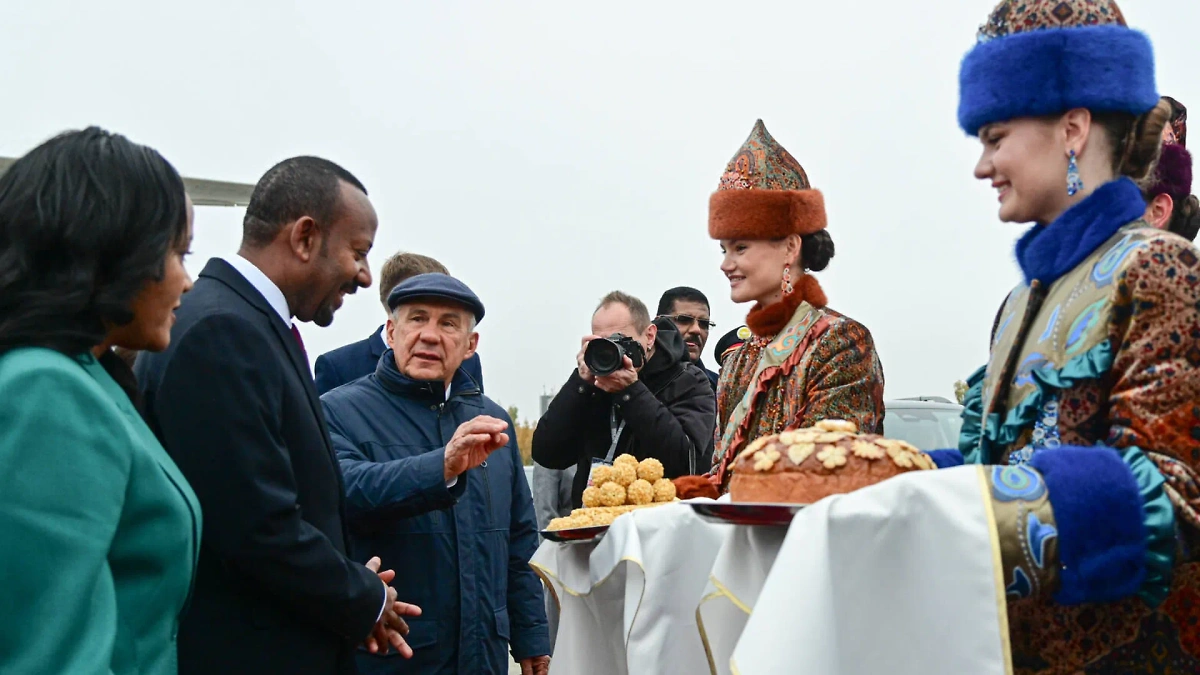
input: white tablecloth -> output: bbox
[533,466,1013,675]
[531,502,729,675]
[697,525,787,675]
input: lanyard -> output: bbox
[604,407,626,463]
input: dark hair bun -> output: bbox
[1171,194,1200,242]
[800,230,835,272]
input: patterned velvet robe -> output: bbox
[963,223,1200,674]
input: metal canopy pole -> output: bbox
[0,156,254,207]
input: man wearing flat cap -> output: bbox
[319,273,549,675]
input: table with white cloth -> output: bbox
[531,465,1017,675]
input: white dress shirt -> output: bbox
[222,255,389,624]
[225,254,292,327]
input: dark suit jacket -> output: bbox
[315,328,387,396]
[315,327,486,397]
[136,258,382,675]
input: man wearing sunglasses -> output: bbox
[656,287,719,392]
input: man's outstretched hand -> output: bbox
[444,415,509,480]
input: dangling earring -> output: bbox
[781,264,794,295]
[1066,149,1084,196]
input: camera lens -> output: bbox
[584,339,623,376]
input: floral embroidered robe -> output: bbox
[962,224,1200,674]
[711,301,885,492]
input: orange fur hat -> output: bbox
[708,120,827,240]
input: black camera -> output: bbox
[584,333,646,376]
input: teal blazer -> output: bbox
[0,348,202,674]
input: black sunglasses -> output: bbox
[659,314,716,330]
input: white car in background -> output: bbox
[883,397,965,451]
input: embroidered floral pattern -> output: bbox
[982,230,1200,673]
[977,0,1127,43]
[989,465,1059,601]
[717,119,810,192]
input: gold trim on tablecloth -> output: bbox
[696,590,723,675]
[529,555,648,646]
[696,574,755,675]
[528,562,561,612]
[976,465,1014,675]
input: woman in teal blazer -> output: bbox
[0,128,201,674]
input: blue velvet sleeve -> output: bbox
[1027,444,1175,606]
[927,450,965,469]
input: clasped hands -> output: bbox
[359,412,511,658]
[363,557,422,657]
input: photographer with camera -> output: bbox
[532,291,716,508]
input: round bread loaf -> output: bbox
[729,419,934,504]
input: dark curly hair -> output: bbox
[0,127,189,393]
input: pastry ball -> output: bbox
[581,486,602,508]
[547,516,571,531]
[627,479,654,505]
[590,465,615,487]
[653,478,677,502]
[614,453,639,468]
[599,481,627,507]
[611,462,637,487]
[637,457,665,483]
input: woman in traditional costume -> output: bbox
[1141,97,1199,242]
[705,120,885,494]
[941,1,1200,671]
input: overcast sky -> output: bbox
[3,1,1197,420]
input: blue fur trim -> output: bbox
[927,449,965,469]
[958,25,1158,135]
[1028,445,1147,605]
[1014,178,1146,286]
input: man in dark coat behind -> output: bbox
[314,251,484,395]
[532,291,716,508]
[136,157,418,674]
[320,273,550,675]
[656,286,720,391]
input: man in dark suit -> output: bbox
[136,156,419,675]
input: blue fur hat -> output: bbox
[958,1,1158,136]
